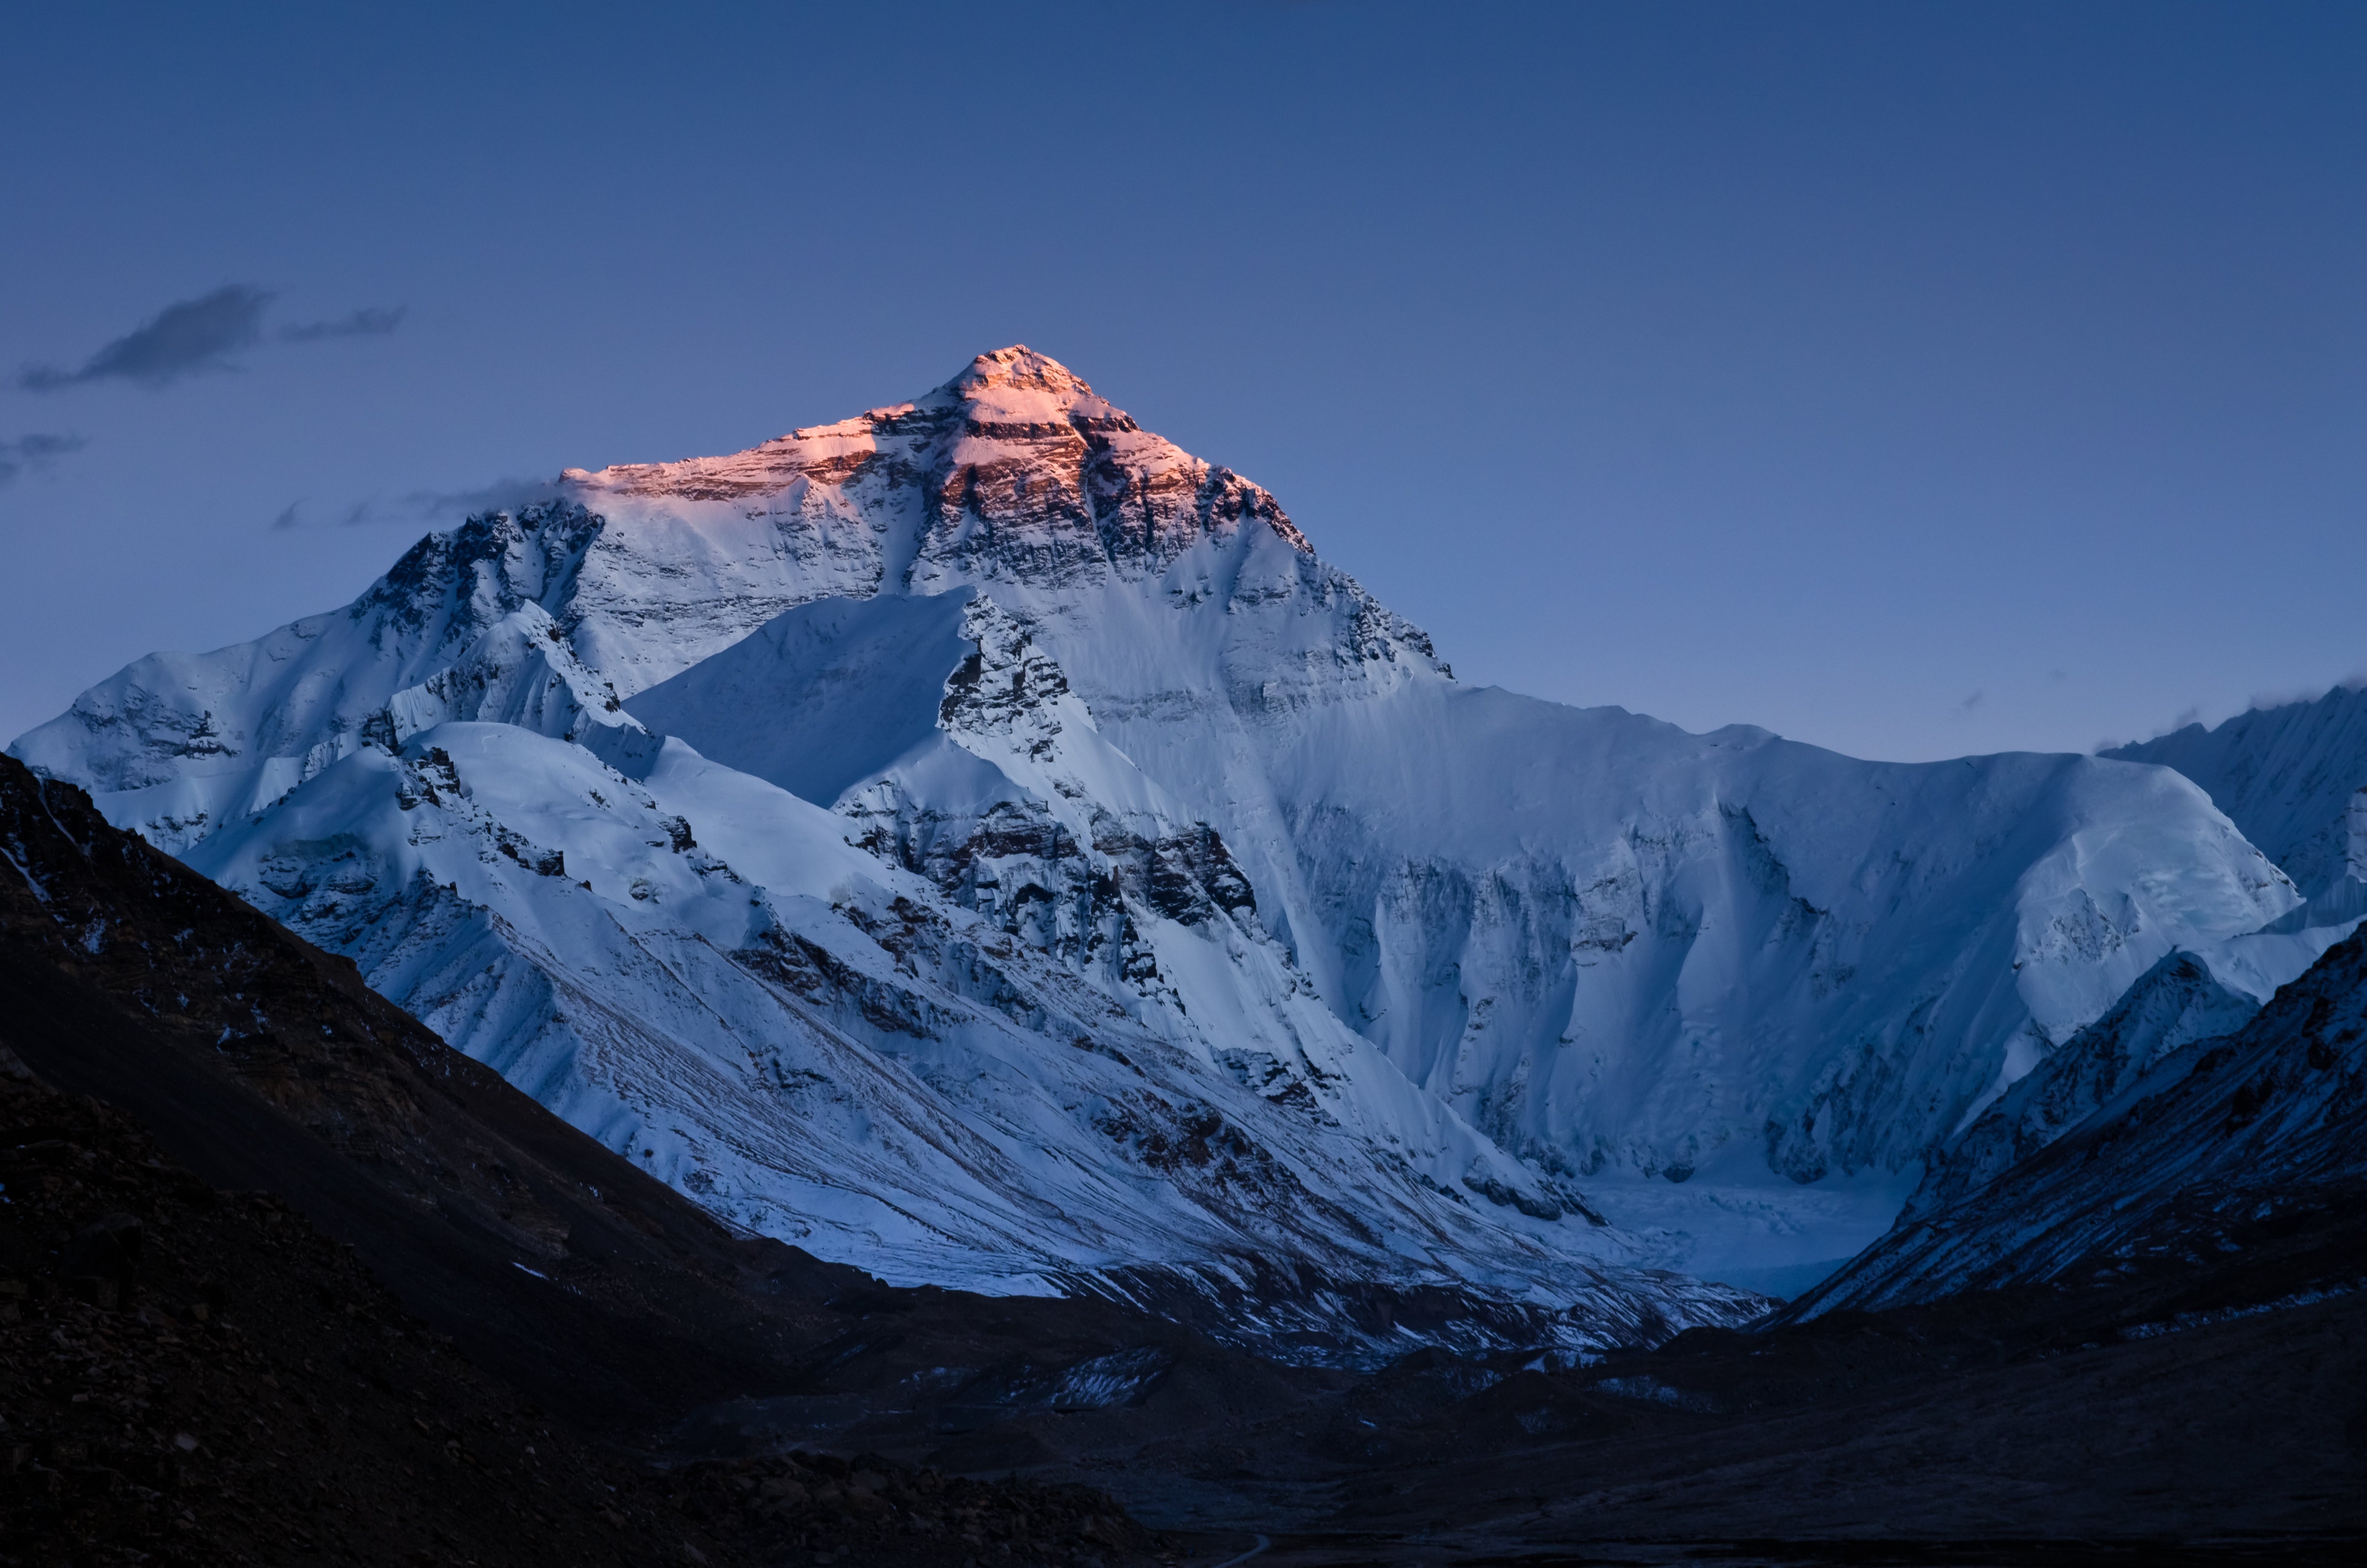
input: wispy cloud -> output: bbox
[280,305,407,343]
[2244,671,2367,710]
[262,497,378,532]
[0,431,88,486]
[19,284,407,392]
[1953,690,1985,717]
[403,476,560,518]
[19,285,273,390]
[266,476,560,534]
[2108,699,2225,752]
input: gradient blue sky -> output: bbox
[3,2,2361,761]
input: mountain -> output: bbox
[8,346,2305,1308]
[1795,919,2367,1316]
[2108,683,2367,909]
[1817,684,2367,1288]
[1898,947,2260,1222]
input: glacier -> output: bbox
[6,346,2320,1328]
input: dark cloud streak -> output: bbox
[280,305,407,343]
[0,431,89,486]
[18,286,408,392]
[404,476,560,518]
[18,285,273,390]
[259,475,558,535]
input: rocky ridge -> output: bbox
[1796,921,2367,1314]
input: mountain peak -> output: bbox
[949,345,1094,399]
[560,346,1129,501]
[554,350,1324,577]
[932,345,1123,428]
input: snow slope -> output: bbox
[2108,684,2367,900]
[166,718,1744,1361]
[8,346,2312,1297]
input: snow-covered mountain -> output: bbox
[1776,690,2367,1311]
[2108,684,2367,917]
[1897,948,2261,1224]
[7,346,2315,1315]
[1797,923,2367,1314]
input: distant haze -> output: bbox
[2,2,2361,761]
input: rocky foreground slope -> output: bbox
[1797,918,2367,1317]
[0,1065,1171,1568]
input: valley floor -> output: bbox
[647,1229,2367,1565]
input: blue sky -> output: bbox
[3,1,2361,760]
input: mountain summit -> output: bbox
[565,345,1311,593]
[8,349,2320,1326]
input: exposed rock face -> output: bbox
[1798,924,2367,1314]
[826,594,1263,997]
[1902,949,2261,1221]
[6,346,2311,1297]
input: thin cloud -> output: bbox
[1953,690,1985,716]
[267,475,563,533]
[2244,671,2367,710]
[19,285,272,390]
[280,305,407,343]
[0,431,88,486]
[2111,676,2367,753]
[404,476,562,517]
[19,285,408,391]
